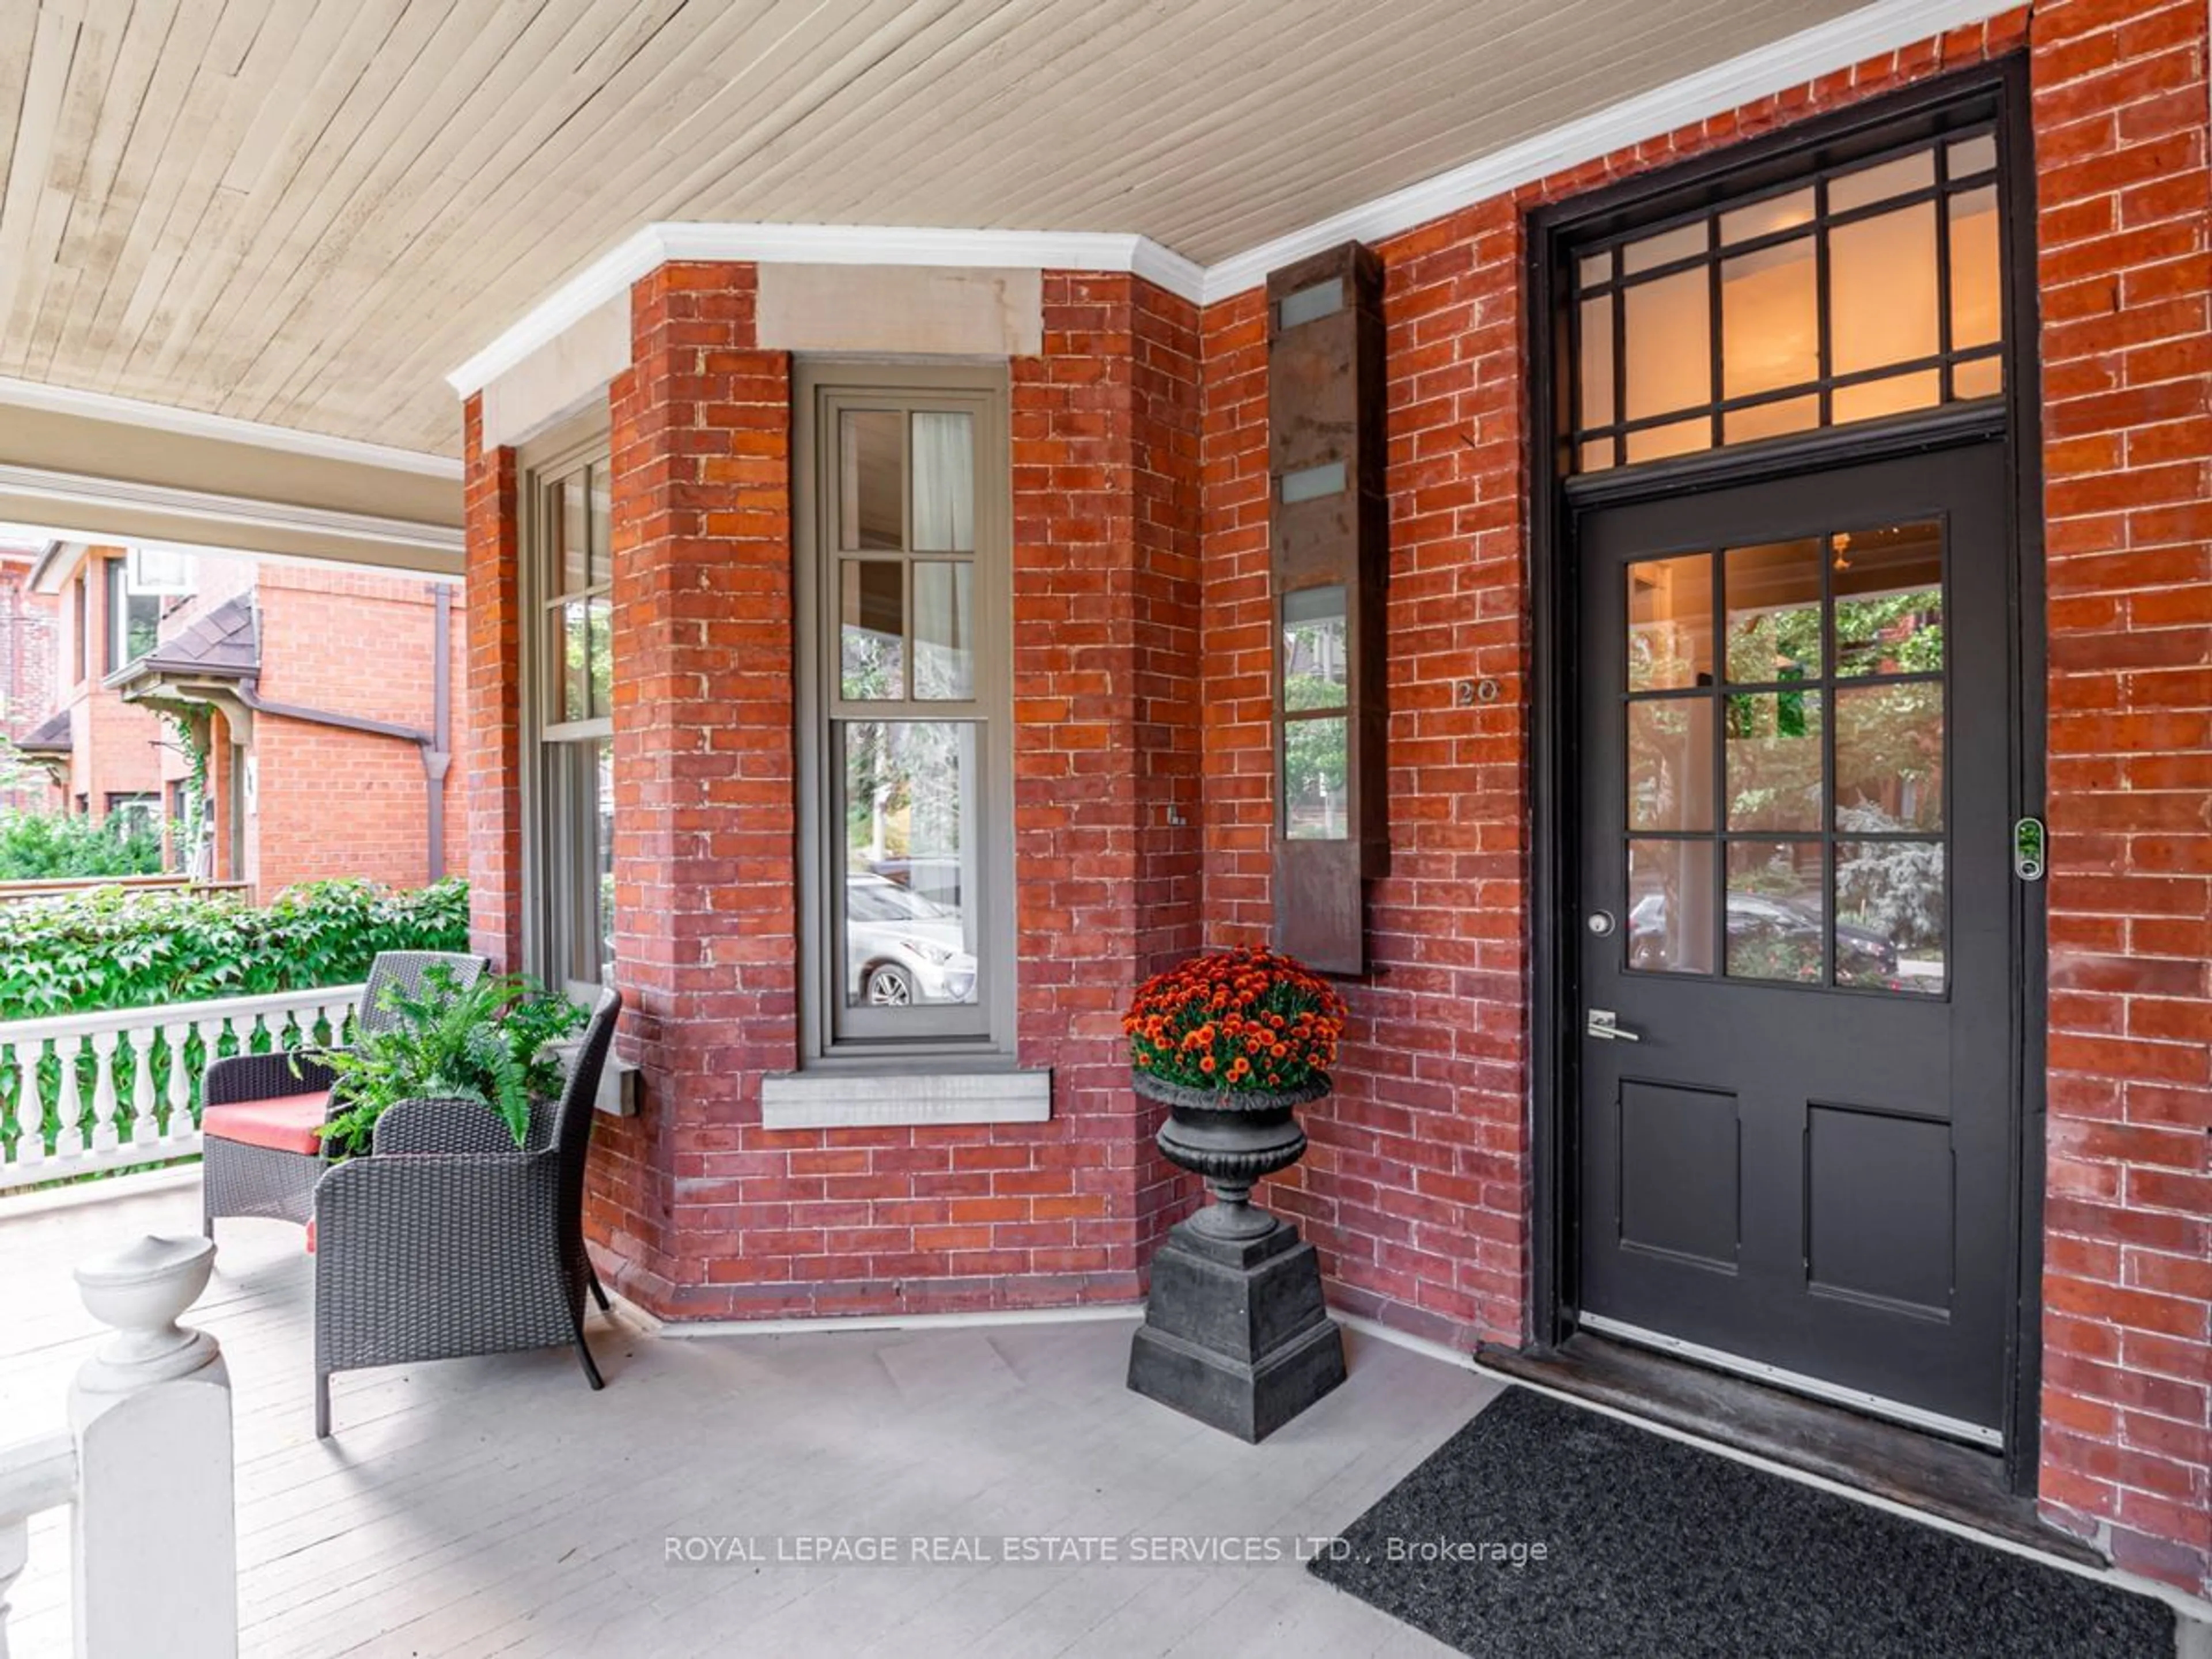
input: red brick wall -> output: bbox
[249,566,467,895]
[464,393,525,969]
[0,555,56,814]
[1202,10,2041,1355]
[2029,0,2211,1594]
[63,551,168,818]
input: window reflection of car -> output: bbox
[1629,892,1899,980]
[846,874,978,1006]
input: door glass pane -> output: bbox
[1580,295,1615,429]
[1725,396,1818,446]
[1628,699,1714,831]
[1831,203,1938,375]
[1721,237,1817,398]
[1949,134,1997,177]
[1725,539,1823,683]
[1954,356,2002,399]
[1829,150,1934,213]
[1836,840,1944,994]
[913,562,974,700]
[1628,839,1715,975]
[1719,187,1813,247]
[1622,220,1707,275]
[1726,841,1823,983]
[1283,586,1349,710]
[841,722,980,1008]
[1835,521,1944,676]
[840,561,905,700]
[912,412,974,551]
[1835,684,1944,831]
[1627,554,1712,691]
[1949,187,2002,349]
[1624,417,1709,464]
[1624,267,1710,420]
[1833,369,1940,425]
[1284,716,1349,840]
[840,410,904,550]
[1726,689,1824,831]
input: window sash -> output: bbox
[518,424,617,997]
[796,370,1013,1059]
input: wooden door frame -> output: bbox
[1524,57,2048,1493]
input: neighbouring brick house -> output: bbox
[0,541,58,816]
[12,542,466,898]
[442,1,2206,1603]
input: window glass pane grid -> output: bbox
[1624,519,1948,995]
[1569,131,2003,473]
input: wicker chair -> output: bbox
[310,986,622,1437]
[199,951,488,1238]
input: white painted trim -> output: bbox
[1195,0,2012,299]
[442,0,2006,395]
[446,222,1207,395]
[610,1293,1141,1340]
[0,1162,200,1221]
[759,1067,1052,1130]
[0,374,460,479]
[0,463,464,555]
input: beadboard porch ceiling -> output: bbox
[0,0,1874,459]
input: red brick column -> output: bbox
[2031,0,2211,1596]
[593,262,798,1306]
[461,391,524,968]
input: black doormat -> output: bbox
[1308,1388,2173,1659]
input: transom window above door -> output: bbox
[1571,130,2003,473]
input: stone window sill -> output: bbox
[760,1067,1051,1131]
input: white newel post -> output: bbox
[68,1236,236,1659]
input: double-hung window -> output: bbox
[521,425,616,1000]
[794,365,1013,1063]
[104,556,164,674]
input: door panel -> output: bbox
[1572,443,2013,1437]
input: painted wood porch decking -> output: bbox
[0,1177,1486,1657]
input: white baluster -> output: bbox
[3,1043,35,1177]
[87,1031,121,1154]
[70,1234,236,1659]
[128,1027,158,1150]
[162,1022,192,1142]
[52,1036,84,1162]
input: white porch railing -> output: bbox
[0,986,364,1193]
[0,1234,235,1658]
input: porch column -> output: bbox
[461,393,525,969]
[599,263,796,1304]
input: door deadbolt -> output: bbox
[1587,910,1616,937]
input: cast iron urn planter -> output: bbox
[1127,1070,1348,1441]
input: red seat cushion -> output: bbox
[202,1093,329,1156]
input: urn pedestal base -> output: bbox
[1127,1213,1346,1442]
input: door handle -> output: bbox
[1586,1009,1642,1042]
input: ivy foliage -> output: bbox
[0,810,165,881]
[0,878,470,1021]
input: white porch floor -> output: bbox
[1,1177,1491,1657]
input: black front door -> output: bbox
[1571,442,2015,1441]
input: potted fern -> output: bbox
[310,965,588,1158]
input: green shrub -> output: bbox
[0,810,165,881]
[0,877,470,1021]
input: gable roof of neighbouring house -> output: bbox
[124,594,260,683]
[15,708,71,752]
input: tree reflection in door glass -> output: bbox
[1835,522,1942,676]
[1837,836,1944,994]
[1726,690,1824,831]
[1725,842,1824,983]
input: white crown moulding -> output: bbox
[426,0,1997,399]
[0,375,463,479]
